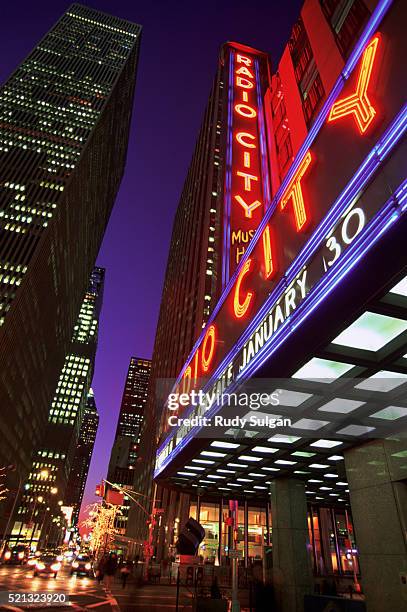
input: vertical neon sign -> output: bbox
[223,44,271,284]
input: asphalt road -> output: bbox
[0,563,117,611]
[0,565,195,611]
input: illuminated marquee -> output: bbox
[224,44,271,281]
[159,2,405,460]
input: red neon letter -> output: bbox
[280,151,312,231]
[234,258,254,318]
[237,171,258,191]
[328,35,380,134]
[182,366,192,393]
[235,103,257,118]
[262,225,276,279]
[236,66,254,79]
[236,76,254,89]
[237,54,252,66]
[234,195,262,218]
[236,132,256,148]
[201,325,216,372]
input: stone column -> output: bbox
[344,439,407,612]
[270,478,313,612]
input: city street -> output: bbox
[0,565,196,611]
[0,564,117,611]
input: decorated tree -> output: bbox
[81,502,122,558]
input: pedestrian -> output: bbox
[96,554,107,584]
[104,552,118,590]
[120,560,132,588]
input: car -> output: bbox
[33,553,61,578]
[3,545,30,565]
[71,553,93,577]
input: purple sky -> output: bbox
[0,0,302,513]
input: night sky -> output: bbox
[0,0,302,515]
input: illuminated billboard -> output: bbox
[155,0,406,477]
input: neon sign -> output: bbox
[328,35,380,134]
[224,45,271,280]
[160,6,405,446]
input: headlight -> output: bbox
[72,561,79,568]
[35,551,41,557]
[36,562,45,570]
[4,551,11,560]
[18,552,24,559]
[28,559,37,566]
[51,563,61,572]
[85,562,91,570]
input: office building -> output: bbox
[0,3,141,539]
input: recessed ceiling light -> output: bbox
[268,434,301,444]
[294,470,310,474]
[275,459,297,465]
[320,486,332,491]
[293,357,353,381]
[336,481,348,486]
[261,467,280,472]
[192,459,215,465]
[248,472,266,477]
[201,451,226,458]
[184,465,205,471]
[318,398,365,414]
[239,455,262,462]
[389,276,407,296]
[324,473,338,478]
[332,312,407,351]
[211,441,240,449]
[369,405,407,420]
[336,425,375,436]
[217,469,236,474]
[309,463,329,469]
[292,451,316,457]
[275,389,312,406]
[329,493,339,497]
[310,439,342,448]
[237,478,253,482]
[252,446,279,453]
[253,486,267,490]
[229,483,242,487]
[355,370,407,392]
[293,418,329,430]
[207,474,225,479]
[308,479,322,483]
[227,462,247,468]
[177,471,194,476]
[328,455,344,461]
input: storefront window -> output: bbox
[248,507,267,561]
[198,502,219,563]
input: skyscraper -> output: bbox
[127,42,271,557]
[65,390,99,525]
[107,357,151,535]
[0,3,141,528]
[11,266,104,548]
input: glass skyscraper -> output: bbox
[11,267,104,548]
[0,4,141,537]
[65,389,99,525]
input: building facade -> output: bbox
[107,357,151,534]
[131,1,406,611]
[10,266,104,549]
[0,3,141,538]
[65,390,99,526]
